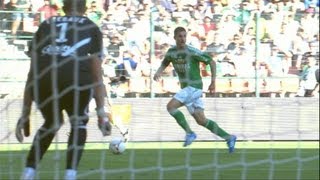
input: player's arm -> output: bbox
[91,55,106,109]
[15,25,44,143]
[15,61,33,142]
[207,60,216,94]
[153,57,170,81]
[198,52,216,93]
[90,54,112,136]
[22,75,33,118]
[91,55,112,113]
[89,26,112,136]
[195,50,216,93]
[90,54,112,120]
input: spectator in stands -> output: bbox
[0,0,10,31]
[37,0,60,20]
[106,35,124,59]
[211,0,224,14]
[296,55,319,97]
[304,0,319,12]
[203,44,225,77]
[192,3,213,21]
[234,1,251,26]
[300,12,319,41]
[218,13,241,43]
[232,47,255,78]
[115,50,139,78]
[86,0,105,26]
[205,30,225,54]
[33,0,61,27]
[107,1,130,24]
[264,12,283,41]
[201,16,216,36]
[308,33,320,56]
[265,45,287,77]
[291,0,306,13]
[9,0,31,37]
[0,0,5,9]
[273,23,294,57]
[292,28,311,69]
[218,43,237,77]
[283,13,300,40]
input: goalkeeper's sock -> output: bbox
[21,167,35,180]
[64,169,77,180]
[169,109,193,133]
[66,127,87,169]
[204,119,230,140]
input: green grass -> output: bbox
[0,142,319,180]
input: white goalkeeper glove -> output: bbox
[96,107,112,136]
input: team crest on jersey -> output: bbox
[175,53,186,63]
[174,53,188,73]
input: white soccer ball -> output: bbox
[109,137,126,154]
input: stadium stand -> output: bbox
[0,0,319,98]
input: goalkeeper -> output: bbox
[15,0,112,179]
[153,27,237,153]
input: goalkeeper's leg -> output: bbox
[65,122,87,177]
[64,89,90,179]
[22,109,63,179]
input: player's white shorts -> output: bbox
[173,86,204,114]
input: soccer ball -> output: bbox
[109,137,126,154]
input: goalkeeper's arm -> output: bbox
[90,54,112,136]
[91,54,106,109]
[16,71,33,142]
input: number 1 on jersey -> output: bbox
[56,23,68,43]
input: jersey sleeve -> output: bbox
[89,26,104,60]
[26,22,47,99]
[161,49,172,67]
[27,21,46,56]
[191,47,212,65]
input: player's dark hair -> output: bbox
[63,0,87,14]
[174,27,186,37]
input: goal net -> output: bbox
[0,97,319,179]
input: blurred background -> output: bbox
[0,0,319,98]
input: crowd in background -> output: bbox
[0,0,319,97]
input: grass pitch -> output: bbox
[0,141,319,180]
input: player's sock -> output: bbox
[204,119,230,140]
[64,169,77,180]
[169,109,192,133]
[21,167,35,180]
[66,127,87,169]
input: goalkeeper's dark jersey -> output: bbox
[27,15,103,91]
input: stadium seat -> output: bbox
[230,78,255,97]
[204,78,232,97]
[280,76,300,97]
[146,78,164,94]
[128,77,147,93]
[264,78,282,97]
